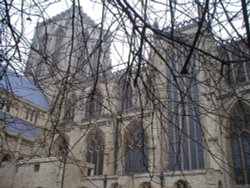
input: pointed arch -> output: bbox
[52,26,66,64]
[218,180,223,188]
[124,121,148,174]
[118,79,133,110]
[64,93,76,122]
[52,134,69,158]
[85,128,105,175]
[166,49,204,171]
[175,179,190,188]
[229,101,250,125]
[85,89,103,118]
[229,101,250,185]
[110,182,119,188]
[139,181,152,188]
[0,153,11,165]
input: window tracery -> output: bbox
[124,125,148,174]
[223,47,250,85]
[35,33,49,77]
[64,95,75,122]
[86,129,104,175]
[53,135,69,158]
[52,27,65,63]
[167,50,204,171]
[85,90,102,118]
[175,180,189,188]
[230,102,250,185]
[122,82,133,110]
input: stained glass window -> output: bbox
[125,126,148,174]
[85,90,102,118]
[224,49,250,85]
[86,131,104,175]
[52,27,65,65]
[231,103,250,184]
[64,95,75,122]
[55,136,68,158]
[167,50,204,171]
[122,82,133,110]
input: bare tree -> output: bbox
[0,0,250,188]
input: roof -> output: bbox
[0,112,39,139]
[0,69,49,110]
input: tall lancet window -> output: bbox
[224,48,250,85]
[35,33,48,77]
[85,90,102,118]
[121,80,133,110]
[125,125,148,174]
[167,50,204,171]
[230,102,250,185]
[52,135,69,158]
[64,95,75,122]
[52,27,65,67]
[86,130,105,175]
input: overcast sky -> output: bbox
[10,0,243,72]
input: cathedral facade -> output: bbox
[0,7,250,188]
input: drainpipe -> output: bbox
[60,157,67,188]
[114,118,120,174]
[104,175,107,188]
[159,171,164,188]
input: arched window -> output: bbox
[230,102,250,185]
[85,90,102,118]
[38,33,48,51]
[110,182,119,188]
[175,180,189,188]
[122,81,133,110]
[218,180,223,188]
[52,135,69,158]
[125,125,148,174]
[35,33,48,77]
[0,153,11,166]
[52,27,65,64]
[139,182,152,188]
[167,50,204,171]
[64,95,75,122]
[223,47,250,85]
[86,130,104,175]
